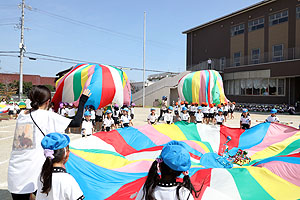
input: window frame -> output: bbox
[269,10,289,26]
[251,48,260,64]
[297,7,300,19]
[231,23,245,37]
[272,44,284,61]
[219,57,226,69]
[233,52,241,66]
[248,17,265,32]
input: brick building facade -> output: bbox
[0,73,56,87]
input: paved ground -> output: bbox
[0,108,299,199]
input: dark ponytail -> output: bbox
[142,160,160,200]
[40,146,69,195]
[29,85,51,110]
[176,175,202,200]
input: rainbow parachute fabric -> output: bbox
[52,63,131,110]
[178,70,229,105]
[0,104,8,114]
[66,122,300,200]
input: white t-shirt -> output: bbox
[215,114,225,123]
[230,104,235,111]
[8,105,15,111]
[164,113,173,123]
[209,107,215,114]
[81,120,93,136]
[0,100,6,105]
[161,100,167,110]
[214,107,218,114]
[103,117,114,127]
[240,115,251,124]
[8,109,71,194]
[36,168,84,200]
[189,106,195,112]
[223,105,229,112]
[147,114,157,123]
[121,115,131,124]
[25,99,32,109]
[113,109,120,118]
[136,185,194,200]
[68,108,76,117]
[130,107,135,115]
[202,106,209,114]
[90,110,96,120]
[266,115,280,122]
[174,106,179,111]
[60,108,67,116]
[195,112,204,122]
[95,108,103,116]
[180,113,190,121]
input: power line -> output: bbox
[0,23,16,26]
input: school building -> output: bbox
[183,0,300,105]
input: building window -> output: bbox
[251,48,260,64]
[269,10,288,26]
[231,24,245,36]
[272,44,283,61]
[297,7,300,19]
[233,52,241,66]
[220,57,226,69]
[235,78,284,96]
[248,17,264,32]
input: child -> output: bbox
[265,109,280,123]
[120,108,132,127]
[240,109,251,129]
[112,104,120,128]
[209,104,215,123]
[67,103,76,119]
[158,96,168,122]
[180,107,190,123]
[223,103,229,122]
[103,110,115,132]
[201,102,209,124]
[195,106,204,124]
[230,102,236,119]
[214,109,225,125]
[7,102,15,120]
[81,111,94,137]
[136,140,199,200]
[36,132,84,200]
[89,106,96,126]
[95,108,104,131]
[130,103,135,120]
[164,106,173,124]
[147,108,158,125]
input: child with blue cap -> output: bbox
[36,132,84,200]
[164,106,174,124]
[147,108,158,125]
[180,107,190,123]
[265,108,280,123]
[103,110,115,132]
[81,111,94,137]
[195,106,204,124]
[240,108,251,129]
[214,109,225,125]
[120,107,132,127]
[136,140,200,200]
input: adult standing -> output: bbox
[8,85,91,200]
[158,96,168,122]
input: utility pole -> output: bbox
[19,0,25,101]
[142,12,146,108]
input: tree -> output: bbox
[44,84,55,92]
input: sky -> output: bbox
[0,0,262,82]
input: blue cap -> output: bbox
[168,106,173,110]
[106,110,112,114]
[41,132,70,150]
[197,106,202,110]
[182,106,187,111]
[150,108,155,111]
[123,108,129,112]
[218,109,223,112]
[242,108,248,113]
[270,108,277,114]
[84,111,91,116]
[161,141,191,172]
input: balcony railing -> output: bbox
[187,47,300,72]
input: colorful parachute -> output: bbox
[0,104,8,114]
[52,63,131,110]
[178,70,229,105]
[66,122,300,200]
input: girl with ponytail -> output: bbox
[136,140,202,200]
[8,86,91,200]
[36,132,84,200]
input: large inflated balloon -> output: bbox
[66,122,300,200]
[52,63,131,110]
[0,104,8,114]
[178,70,229,105]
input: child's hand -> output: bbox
[82,89,92,97]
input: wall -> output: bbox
[0,73,56,87]
[248,27,265,63]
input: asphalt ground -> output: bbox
[0,108,299,199]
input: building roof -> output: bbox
[182,0,275,34]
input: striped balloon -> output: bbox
[178,70,229,105]
[66,122,300,200]
[52,63,131,110]
[0,104,8,114]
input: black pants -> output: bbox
[157,109,167,122]
[11,191,37,200]
[241,124,250,129]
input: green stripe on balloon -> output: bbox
[211,71,220,105]
[182,73,194,103]
[73,65,86,101]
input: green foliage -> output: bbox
[44,84,55,92]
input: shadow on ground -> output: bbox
[0,189,12,200]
